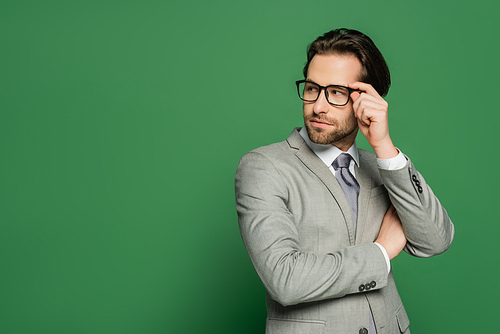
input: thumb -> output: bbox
[350,91,361,102]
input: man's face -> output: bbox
[303,54,362,148]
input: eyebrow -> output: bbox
[306,79,348,87]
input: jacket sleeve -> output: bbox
[235,151,389,307]
[379,156,455,257]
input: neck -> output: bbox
[331,130,357,152]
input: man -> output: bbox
[235,28,454,334]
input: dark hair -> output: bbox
[303,28,391,97]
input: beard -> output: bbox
[304,114,359,145]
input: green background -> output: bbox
[1,1,498,333]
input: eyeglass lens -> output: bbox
[298,82,350,105]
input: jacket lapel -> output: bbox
[287,128,356,245]
[354,152,373,244]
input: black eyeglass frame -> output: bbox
[295,80,362,106]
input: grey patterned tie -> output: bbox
[332,153,360,232]
[332,153,376,334]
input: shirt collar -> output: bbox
[299,126,360,168]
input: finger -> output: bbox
[350,91,361,102]
[354,100,384,123]
[352,91,386,114]
[359,111,372,127]
[352,92,370,118]
[356,112,371,128]
[354,91,386,105]
[353,102,370,127]
[348,82,380,97]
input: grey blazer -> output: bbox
[235,128,454,334]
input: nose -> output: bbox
[313,88,330,115]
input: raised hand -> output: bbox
[349,82,399,160]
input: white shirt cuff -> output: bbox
[376,148,407,170]
[374,242,391,273]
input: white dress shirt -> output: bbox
[299,127,407,273]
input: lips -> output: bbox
[309,118,334,128]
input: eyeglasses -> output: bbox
[295,80,361,106]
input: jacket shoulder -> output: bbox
[239,128,304,163]
[247,140,290,158]
[358,148,377,164]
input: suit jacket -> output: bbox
[235,128,454,334]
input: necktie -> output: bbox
[332,153,360,232]
[332,153,376,334]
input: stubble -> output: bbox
[304,115,359,146]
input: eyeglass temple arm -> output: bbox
[349,88,363,93]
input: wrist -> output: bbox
[372,138,398,159]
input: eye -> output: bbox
[305,84,319,92]
[328,87,348,97]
